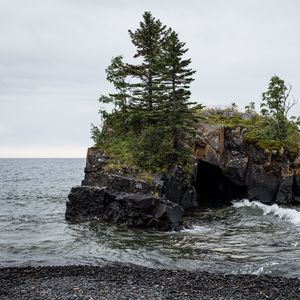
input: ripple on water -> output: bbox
[2,159,300,277]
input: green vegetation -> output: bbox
[92,12,300,173]
[92,12,197,173]
[195,76,300,156]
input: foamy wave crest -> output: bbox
[233,199,300,225]
[181,225,211,234]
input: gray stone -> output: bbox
[276,175,294,204]
[66,186,183,231]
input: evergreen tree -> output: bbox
[96,56,130,134]
[92,12,199,172]
[127,11,166,125]
[158,29,196,164]
[98,55,129,112]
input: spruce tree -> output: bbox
[127,11,166,125]
[158,29,196,164]
[99,55,129,112]
[97,56,130,135]
[92,12,199,172]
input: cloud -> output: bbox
[1,0,300,157]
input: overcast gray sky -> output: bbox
[1,0,300,157]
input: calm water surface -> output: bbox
[1,158,300,278]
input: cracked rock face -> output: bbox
[66,148,189,230]
[66,186,184,231]
[194,123,300,205]
[66,123,300,230]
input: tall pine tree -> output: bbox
[158,29,196,164]
[97,55,130,135]
[92,12,198,172]
[127,11,166,125]
[98,55,129,112]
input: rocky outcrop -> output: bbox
[66,147,189,230]
[66,186,184,231]
[194,123,299,205]
[66,122,300,230]
[81,147,162,194]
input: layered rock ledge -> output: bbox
[66,186,184,231]
[66,148,196,230]
[194,124,300,205]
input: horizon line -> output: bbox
[0,157,86,159]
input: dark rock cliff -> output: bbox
[66,147,191,231]
[66,123,300,230]
[194,123,300,206]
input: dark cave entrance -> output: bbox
[195,160,247,207]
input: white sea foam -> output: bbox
[233,199,300,225]
[181,225,211,234]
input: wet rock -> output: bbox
[66,186,183,231]
[72,119,300,229]
[181,187,198,212]
[223,155,248,186]
[66,186,105,221]
[222,128,249,186]
[246,164,278,204]
[293,174,300,203]
[276,175,294,204]
[163,167,198,213]
[193,123,300,206]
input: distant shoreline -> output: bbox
[1,264,300,299]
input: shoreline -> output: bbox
[1,264,300,299]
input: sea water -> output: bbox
[1,158,300,278]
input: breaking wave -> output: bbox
[233,199,300,226]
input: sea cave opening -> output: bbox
[195,160,247,207]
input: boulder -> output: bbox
[66,186,184,231]
[106,174,156,194]
[66,186,105,221]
